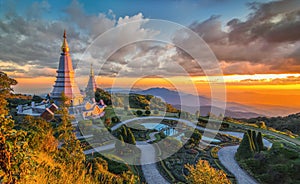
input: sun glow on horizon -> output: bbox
[13,73,300,91]
[12,72,300,97]
[10,71,300,116]
[192,73,300,83]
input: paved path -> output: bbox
[84,116,286,184]
[111,116,197,131]
[88,117,254,184]
[218,145,258,184]
[147,132,158,142]
[136,141,169,184]
[217,132,272,184]
[83,131,170,184]
[76,134,93,140]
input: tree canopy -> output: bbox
[0,72,138,184]
[185,160,231,184]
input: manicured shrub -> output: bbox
[127,129,136,145]
[159,131,166,139]
[257,132,264,152]
[251,131,258,152]
[190,130,202,145]
[145,110,151,116]
[136,110,143,116]
[236,132,254,160]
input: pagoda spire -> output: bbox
[51,30,83,106]
[86,63,97,98]
[90,63,94,76]
[61,30,69,53]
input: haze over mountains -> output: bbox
[107,87,298,118]
[137,88,263,118]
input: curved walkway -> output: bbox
[136,140,169,184]
[111,116,197,131]
[140,129,171,183]
[84,116,279,184]
[217,132,272,184]
[218,145,258,184]
[83,128,169,184]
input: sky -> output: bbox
[0,0,300,115]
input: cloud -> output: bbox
[190,15,227,43]
[103,42,182,77]
[227,0,300,44]
[231,76,300,85]
[178,0,300,74]
[104,39,208,78]
[219,60,269,75]
[0,0,157,78]
[0,5,84,70]
[64,0,115,38]
[0,61,56,78]
[75,13,159,78]
[1,0,300,80]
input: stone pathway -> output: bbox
[136,141,169,184]
[83,117,277,184]
[83,131,169,184]
[218,145,258,184]
[147,132,158,142]
[76,134,93,140]
[218,132,272,184]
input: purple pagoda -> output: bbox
[50,30,83,106]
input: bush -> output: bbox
[190,130,201,145]
[104,156,129,174]
[256,121,267,129]
[159,131,166,139]
[145,110,151,116]
[185,160,231,184]
[32,95,43,103]
[136,110,143,116]
[236,132,254,160]
[111,116,120,124]
[257,132,264,152]
[237,139,300,184]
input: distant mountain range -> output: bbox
[105,88,143,94]
[107,87,264,118]
[138,87,264,118]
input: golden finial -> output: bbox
[90,63,94,76]
[61,30,69,53]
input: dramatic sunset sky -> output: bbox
[0,0,300,115]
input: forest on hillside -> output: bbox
[0,72,138,184]
[95,88,179,113]
[243,113,300,135]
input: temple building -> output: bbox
[50,30,84,106]
[17,30,106,121]
[85,64,97,98]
